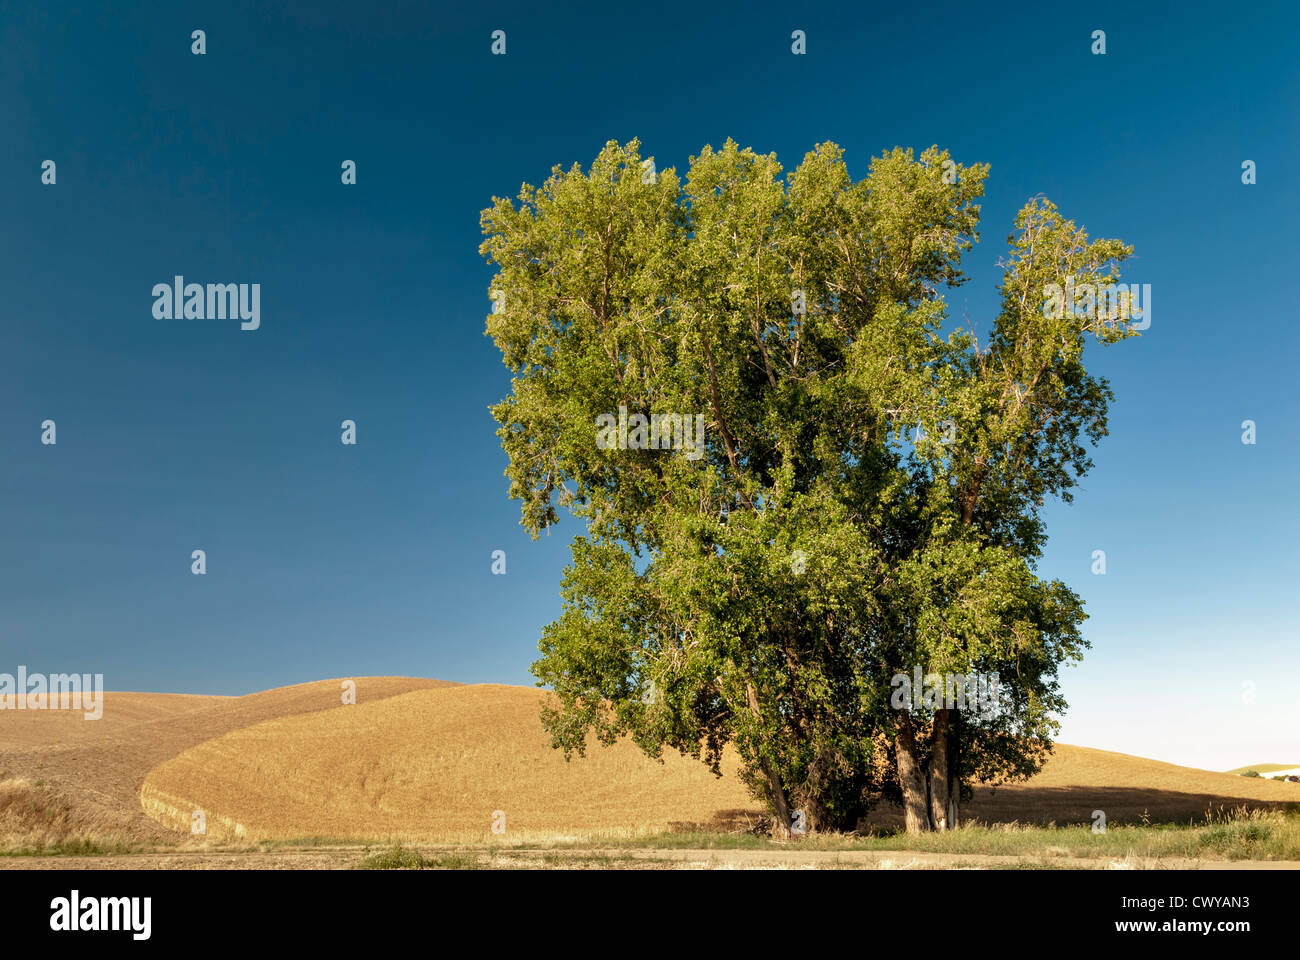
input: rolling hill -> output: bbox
[139,681,1300,842]
[0,677,456,845]
[140,684,757,841]
[6,677,1297,848]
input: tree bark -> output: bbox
[761,758,793,837]
[746,681,792,836]
[928,708,955,831]
[896,713,932,834]
[946,709,961,830]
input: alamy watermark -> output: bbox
[1042,278,1150,330]
[152,276,260,330]
[50,890,150,940]
[595,406,706,461]
[890,667,1000,717]
[0,666,104,719]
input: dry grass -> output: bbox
[0,778,132,855]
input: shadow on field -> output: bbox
[666,791,1300,836]
[859,786,1300,830]
[669,808,770,833]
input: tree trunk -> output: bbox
[928,708,955,831]
[762,759,793,837]
[946,707,961,830]
[896,713,932,834]
[746,681,792,837]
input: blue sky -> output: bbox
[1,0,1295,771]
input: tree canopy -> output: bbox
[480,138,1138,834]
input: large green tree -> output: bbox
[480,139,1138,835]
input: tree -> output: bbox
[480,138,1138,835]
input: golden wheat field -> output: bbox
[139,682,1300,842]
[140,684,759,842]
[0,677,457,847]
[958,743,1300,828]
[4,676,1298,853]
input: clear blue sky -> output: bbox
[2,0,1296,771]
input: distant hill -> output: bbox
[1226,763,1300,776]
[953,745,1300,831]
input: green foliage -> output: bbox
[353,843,483,870]
[355,843,427,869]
[481,139,1137,832]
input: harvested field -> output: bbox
[138,682,1300,843]
[0,677,457,847]
[956,744,1300,829]
[6,676,1298,854]
[140,684,759,841]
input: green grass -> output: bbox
[349,844,689,870]
[0,836,137,857]
[353,843,485,870]
[8,802,1298,866]
[533,851,677,868]
[510,805,1300,862]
